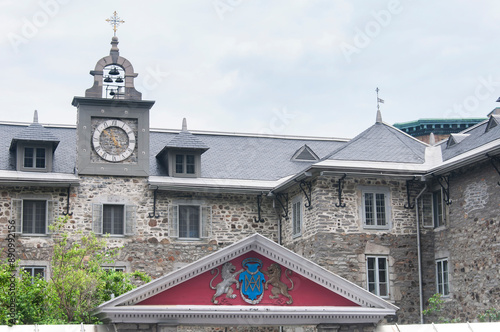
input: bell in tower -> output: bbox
[84,12,142,100]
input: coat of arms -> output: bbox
[209,258,294,305]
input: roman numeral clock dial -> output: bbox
[92,119,136,162]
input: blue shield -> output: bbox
[239,259,266,304]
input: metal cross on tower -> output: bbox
[106,11,125,36]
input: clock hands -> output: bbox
[103,128,122,148]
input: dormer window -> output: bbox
[10,111,59,173]
[24,147,46,169]
[485,115,499,133]
[176,154,196,174]
[446,133,469,148]
[16,142,54,172]
[291,144,319,162]
[156,118,209,178]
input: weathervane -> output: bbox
[376,87,384,111]
[106,11,125,36]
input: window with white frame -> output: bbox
[11,198,58,235]
[292,197,302,237]
[361,187,390,229]
[432,189,445,228]
[169,204,212,239]
[366,256,389,298]
[24,147,46,169]
[436,258,449,296]
[175,154,196,175]
[92,203,136,236]
[16,142,54,172]
[21,266,46,280]
[103,266,126,273]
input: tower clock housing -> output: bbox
[72,37,155,176]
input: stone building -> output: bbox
[0,37,499,330]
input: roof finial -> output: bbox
[33,110,38,123]
[375,87,384,123]
[182,118,188,132]
[429,132,435,145]
[106,11,125,37]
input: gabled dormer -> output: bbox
[446,133,470,148]
[291,144,319,161]
[9,111,60,172]
[156,119,209,177]
[485,114,500,133]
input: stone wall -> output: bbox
[0,176,279,278]
[280,175,426,324]
[281,176,423,244]
[424,160,500,322]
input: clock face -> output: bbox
[92,119,136,162]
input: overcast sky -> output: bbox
[1,0,499,139]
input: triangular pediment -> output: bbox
[96,234,397,326]
[446,133,470,148]
[292,144,319,161]
[485,115,500,133]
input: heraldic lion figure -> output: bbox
[264,263,294,304]
[210,262,244,304]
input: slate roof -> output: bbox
[150,131,345,180]
[9,114,60,150]
[325,121,427,164]
[163,130,209,150]
[439,117,500,161]
[3,113,500,181]
[0,123,75,174]
[0,122,346,181]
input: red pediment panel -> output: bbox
[137,251,358,307]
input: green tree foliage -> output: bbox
[478,308,500,322]
[0,261,48,324]
[0,216,151,324]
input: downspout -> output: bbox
[415,184,427,324]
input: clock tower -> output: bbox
[72,34,154,176]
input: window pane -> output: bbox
[433,191,443,227]
[364,193,374,225]
[292,201,301,235]
[367,257,375,270]
[35,148,46,168]
[179,205,200,238]
[186,155,195,174]
[23,200,46,234]
[367,257,388,297]
[175,154,184,173]
[103,205,124,235]
[375,193,386,225]
[442,260,449,295]
[24,147,34,168]
[379,283,388,297]
[33,268,45,278]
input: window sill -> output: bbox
[21,234,49,237]
[292,233,302,239]
[363,226,390,231]
[433,226,447,232]
[174,237,207,242]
